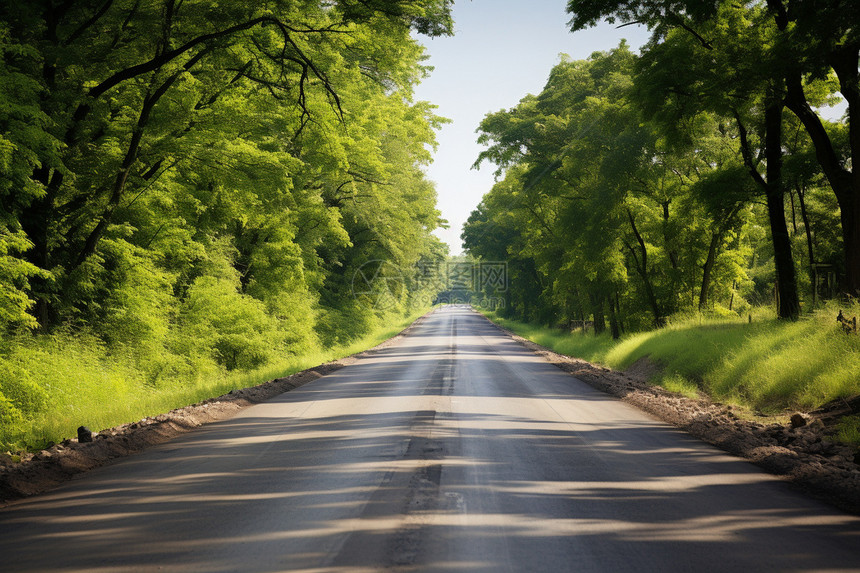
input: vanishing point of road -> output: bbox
[1,306,859,572]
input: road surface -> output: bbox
[1,306,859,572]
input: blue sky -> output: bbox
[413,0,651,254]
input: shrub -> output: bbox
[0,391,24,427]
[178,275,284,370]
[0,361,48,413]
[0,229,44,329]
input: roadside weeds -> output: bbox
[0,312,434,505]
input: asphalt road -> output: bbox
[1,306,859,572]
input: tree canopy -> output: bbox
[565,0,860,308]
[0,0,452,424]
[465,18,846,331]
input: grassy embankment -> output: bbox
[481,303,860,445]
[0,308,431,453]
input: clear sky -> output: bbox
[413,0,651,254]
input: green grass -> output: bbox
[481,314,618,364]
[838,416,860,446]
[657,373,702,399]
[482,303,860,417]
[1,309,429,452]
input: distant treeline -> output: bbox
[0,1,453,427]
[464,1,858,333]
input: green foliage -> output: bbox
[567,0,860,298]
[0,362,48,413]
[467,43,766,332]
[837,416,860,449]
[0,308,431,452]
[0,392,24,428]
[566,0,719,32]
[0,1,451,449]
[180,273,283,371]
[0,0,450,326]
[466,7,853,328]
[0,230,43,329]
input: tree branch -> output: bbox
[733,110,768,192]
[668,12,713,50]
[784,70,852,206]
[63,0,114,45]
[68,15,288,143]
[72,47,213,269]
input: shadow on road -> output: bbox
[1,308,858,572]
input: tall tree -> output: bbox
[568,0,857,306]
[467,43,759,331]
[0,0,452,330]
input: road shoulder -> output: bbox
[0,311,437,505]
[478,310,860,516]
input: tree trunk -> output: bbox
[796,184,815,267]
[832,46,860,294]
[625,209,664,326]
[784,48,858,294]
[735,103,799,319]
[763,101,800,319]
[844,200,860,296]
[590,291,606,335]
[789,188,798,234]
[662,200,679,270]
[699,232,719,311]
[607,291,620,339]
[796,183,819,301]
